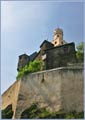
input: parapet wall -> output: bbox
[2,66,84,119]
[15,67,84,118]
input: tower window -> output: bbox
[61,41,63,44]
[55,41,57,44]
[57,35,59,37]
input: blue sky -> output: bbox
[1,1,84,94]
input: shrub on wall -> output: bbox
[16,60,43,79]
[76,42,84,62]
[2,104,13,119]
[20,103,84,119]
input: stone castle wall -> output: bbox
[2,67,84,119]
[45,42,77,69]
[17,42,77,71]
[35,42,77,70]
[35,41,54,61]
[2,80,21,118]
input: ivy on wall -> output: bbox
[20,103,84,119]
[2,104,13,119]
[16,60,43,80]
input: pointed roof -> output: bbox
[30,52,37,61]
[40,40,53,48]
[19,54,29,58]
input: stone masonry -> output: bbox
[2,66,84,119]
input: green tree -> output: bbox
[76,42,84,62]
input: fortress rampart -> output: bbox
[2,66,84,119]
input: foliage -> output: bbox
[16,60,43,79]
[65,111,84,119]
[21,103,84,119]
[76,42,84,62]
[2,103,84,119]
[2,104,13,119]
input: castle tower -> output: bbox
[17,54,30,71]
[52,28,67,46]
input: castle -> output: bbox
[17,28,77,71]
[2,28,83,119]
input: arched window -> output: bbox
[55,41,57,44]
[57,35,59,37]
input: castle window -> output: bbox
[55,41,57,44]
[61,41,63,44]
[42,54,46,60]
